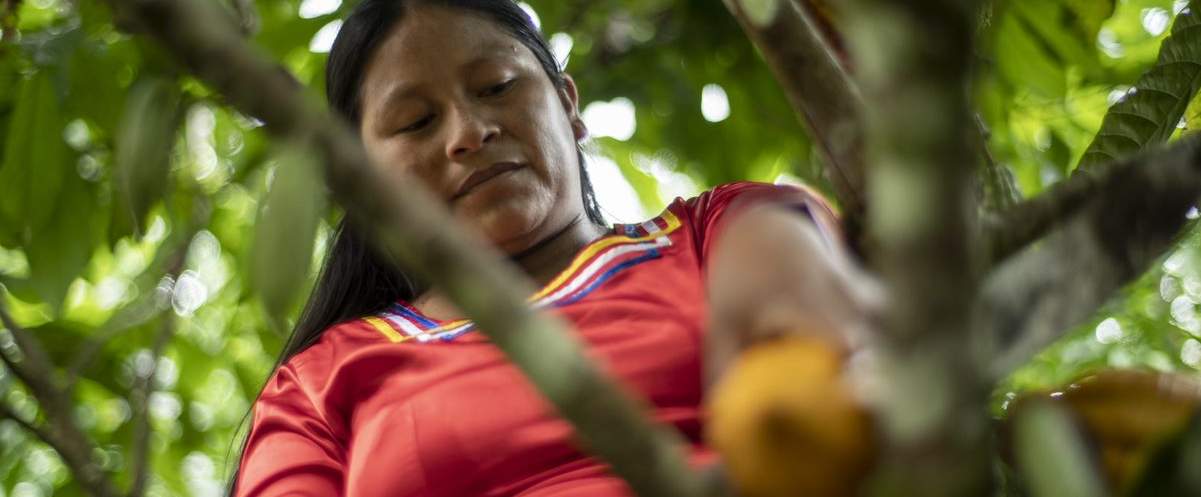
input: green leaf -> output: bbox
[112,77,182,242]
[1078,2,1201,170]
[1014,401,1108,497]
[250,141,324,322]
[1061,0,1118,43]
[0,71,70,239]
[994,13,1069,98]
[991,0,1117,99]
[65,38,136,132]
[25,170,101,312]
[1186,83,1201,132]
[254,16,332,61]
[0,275,43,303]
[1012,0,1116,74]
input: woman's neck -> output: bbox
[510,214,609,287]
[414,215,609,319]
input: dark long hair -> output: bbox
[227,0,606,492]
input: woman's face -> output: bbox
[358,5,588,255]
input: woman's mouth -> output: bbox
[453,162,524,200]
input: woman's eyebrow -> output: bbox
[377,82,418,108]
[461,49,521,73]
[370,48,523,117]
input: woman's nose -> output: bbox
[446,106,500,160]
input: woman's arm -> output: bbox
[234,365,345,497]
[704,201,880,386]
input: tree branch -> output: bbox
[982,162,1109,266]
[0,300,120,497]
[65,293,161,393]
[1,0,19,44]
[0,303,58,395]
[975,114,1021,212]
[127,312,175,497]
[721,0,866,227]
[984,3,1201,264]
[0,396,50,443]
[840,0,991,495]
[127,235,190,497]
[97,1,708,496]
[985,134,1201,379]
[228,0,257,36]
[0,395,110,492]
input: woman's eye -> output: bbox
[480,79,516,98]
[397,115,433,134]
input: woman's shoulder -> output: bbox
[659,180,838,229]
[670,180,838,216]
[270,317,391,388]
[654,180,842,254]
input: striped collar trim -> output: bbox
[362,210,681,343]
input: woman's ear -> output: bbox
[558,74,588,141]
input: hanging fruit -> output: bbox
[707,336,875,497]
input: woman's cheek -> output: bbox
[364,139,407,176]
[368,144,440,196]
[459,182,555,252]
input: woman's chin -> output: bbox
[452,181,556,252]
[458,203,546,254]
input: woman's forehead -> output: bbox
[375,6,527,68]
[361,6,536,91]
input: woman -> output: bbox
[230,1,872,495]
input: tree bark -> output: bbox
[1,0,19,44]
[985,135,1201,379]
[0,302,120,497]
[841,0,992,495]
[975,114,1022,212]
[721,0,867,228]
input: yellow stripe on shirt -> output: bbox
[364,316,408,343]
[365,210,682,342]
[529,210,681,302]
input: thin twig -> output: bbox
[127,313,176,497]
[0,396,106,487]
[0,301,60,413]
[65,228,194,394]
[126,240,190,497]
[721,0,866,228]
[976,114,1021,212]
[0,397,48,442]
[64,297,162,393]
[0,299,120,497]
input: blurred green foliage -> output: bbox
[0,0,1199,495]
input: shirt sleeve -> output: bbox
[234,362,345,497]
[683,180,843,266]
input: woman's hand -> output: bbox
[704,203,883,497]
[704,202,881,388]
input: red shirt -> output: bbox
[235,181,840,497]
